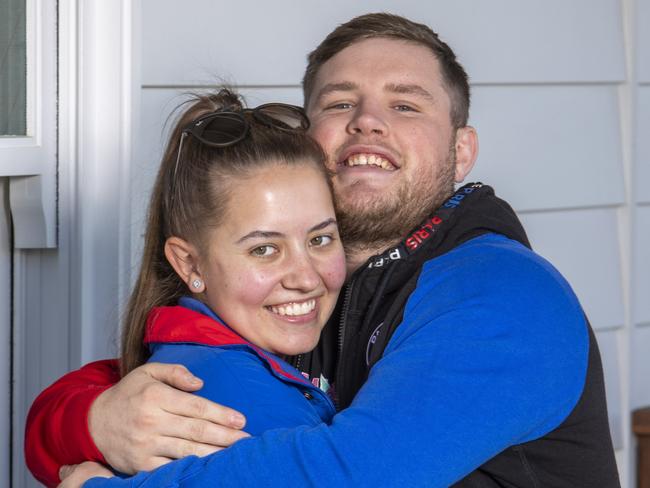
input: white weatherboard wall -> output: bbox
[635,0,650,435]
[129,1,642,486]
[15,0,647,486]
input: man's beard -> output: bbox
[334,147,456,254]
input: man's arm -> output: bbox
[25,359,118,486]
[25,360,248,487]
[81,238,592,487]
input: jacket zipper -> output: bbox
[334,279,355,411]
[293,353,302,372]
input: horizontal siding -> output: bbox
[635,206,650,325]
[596,329,623,449]
[637,87,650,203]
[470,85,625,211]
[639,0,650,83]
[632,325,650,409]
[520,208,624,331]
[141,0,625,87]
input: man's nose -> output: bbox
[347,102,388,136]
[282,252,322,292]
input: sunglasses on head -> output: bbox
[173,103,310,177]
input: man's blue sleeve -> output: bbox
[85,236,589,487]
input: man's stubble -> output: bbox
[334,144,457,255]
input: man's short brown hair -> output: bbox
[302,12,470,129]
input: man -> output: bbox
[27,13,619,487]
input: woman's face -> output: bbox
[198,163,346,356]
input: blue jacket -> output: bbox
[142,297,334,435]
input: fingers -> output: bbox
[87,362,248,474]
[140,362,204,392]
[58,462,113,488]
[160,414,251,448]
[151,437,222,462]
[59,465,74,480]
[132,456,174,473]
[159,387,247,430]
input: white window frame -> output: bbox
[0,0,57,249]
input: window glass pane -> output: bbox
[0,0,27,136]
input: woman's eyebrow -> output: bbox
[235,219,336,244]
[309,218,337,233]
[236,230,284,244]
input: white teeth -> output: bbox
[345,153,394,170]
[269,299,316,317]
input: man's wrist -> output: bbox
[66,385,112,465]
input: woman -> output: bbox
[60,88,346,486]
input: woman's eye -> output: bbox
[311,235,333,247]
[250,245,277,257]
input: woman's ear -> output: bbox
[164,236,205,293]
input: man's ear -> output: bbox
[164,236,205,293]
[454,126,479,183]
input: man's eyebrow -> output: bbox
[235,219,336,244]
[314,82,358,101]
[385,83,435,102]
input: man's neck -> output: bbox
[344,238,402,277]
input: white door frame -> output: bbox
[10,1,139,485]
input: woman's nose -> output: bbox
[282,252,322,292]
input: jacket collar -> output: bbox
[144,297,310,386]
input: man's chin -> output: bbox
[335,196,413,247]
[334,187,394,212]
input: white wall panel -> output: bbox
[635,206,650,325]
[520,208,624,330]
[639,0,650,83]
[596,329,624,449]
[631,325,650,409]
[637,87,650,203]
[470,85,625,212]
[141,0,624,88]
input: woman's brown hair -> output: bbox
[120,88,329,376]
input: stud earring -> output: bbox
[191,278,202,289]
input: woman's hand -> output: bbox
[58,462,113,488]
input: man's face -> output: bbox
[306,38,462,247]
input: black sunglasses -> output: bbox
[173,103,310,179]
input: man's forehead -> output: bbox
[315,40,441,81]
[314,80,436,101]
[306,37,445,108]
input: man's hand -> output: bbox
[89,362,249,474]
[58,462,113,488]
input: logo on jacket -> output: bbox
[366,322,384,366]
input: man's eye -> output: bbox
[250,245,277,257]
[326,102,353,110]
[394,104,416,112]
[310,235,333,247]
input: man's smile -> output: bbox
[342,153,396,171]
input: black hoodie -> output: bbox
[291,183,620,487]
